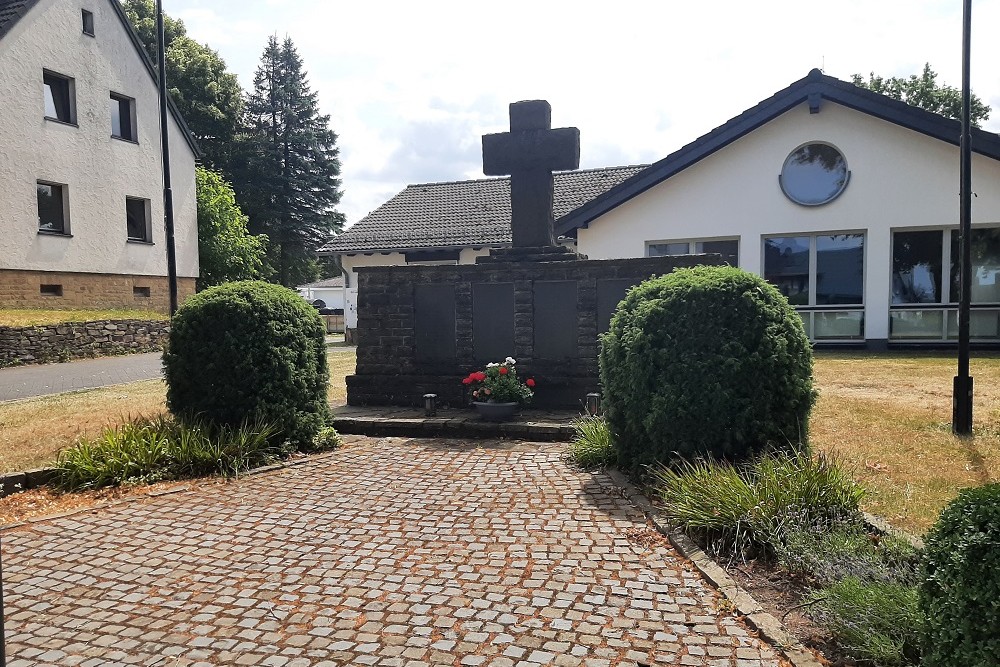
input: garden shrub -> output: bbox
[650,451,864,556]
[810,577,922,667]
[920,483,1000,667]
[599,265,815,472]
[164,281,331,449]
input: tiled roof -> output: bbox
[0,0,39,39]
[321,165,648,253]
[298,276,345,289]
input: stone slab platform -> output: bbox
[331,404,579,441]
[2,438,782,666]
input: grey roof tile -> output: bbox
[322,165,648,253]
[0,0,39,39]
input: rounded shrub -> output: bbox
[599,265,815,472]
[164,280,330,449]
[920,483,1000,667]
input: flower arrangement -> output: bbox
[462,357,535,405]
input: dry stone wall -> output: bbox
[0,319,169,367]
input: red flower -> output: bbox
[526,378,535,388]
[462,377,472,385]
[472,371,487,382]
[499,367,509,375]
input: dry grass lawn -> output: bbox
[0,350,356,474]
[0,308,168,327]
[812,351,1000,535]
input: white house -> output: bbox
[0,0,199,314]
[321,70,1000,347]
[297,275,345,311]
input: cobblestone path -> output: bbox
[3,438,783,666]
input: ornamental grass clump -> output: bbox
[163,281,331,450]
[569,415,616,469]
[462,357,534,405]
[600,266,815,472]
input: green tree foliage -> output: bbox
[195,166,267,289]
[238,36,345,287]
[121,0,243,171]
[852,63,991,126]
[164,281,331,449]
[600,266,815,473]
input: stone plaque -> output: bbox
[533,280,578,359]
[414,284,456,361]
[597,278,638,334]
[473,283,515,361]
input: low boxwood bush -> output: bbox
[54,415,280,490]
[164,281,331,450]
[650,451,864,556]
[810,577,922,667]
[599,266,815,472]
[569,415,616,469]
[920,483,1000,667]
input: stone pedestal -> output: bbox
[346,254,721,408]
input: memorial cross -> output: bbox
[482,100,580,247]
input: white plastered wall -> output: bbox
[577,101,1000,340]
[0,0,199,279]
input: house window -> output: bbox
[763,233,865,340]
[890,228,1000,341]
[43,71,75,123]
[40,284,63,297]
[126,197,151,242]
[779,143,850,206]
[646,238,739,266]
[37,181,69,234]
[110,93,136,141]
[82,9,94,36]
[133,286,151,298]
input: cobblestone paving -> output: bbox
[3,438,783,666]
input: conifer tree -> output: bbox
[239,36,345,287]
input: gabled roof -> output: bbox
[298,276,345,289]
[555,69,1000,236]
[321,165,647,254]
[0,0,200,157]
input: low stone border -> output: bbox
[604,468,825,667]
[0,319,168,367]
[0,467,56,499]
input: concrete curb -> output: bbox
[0,467,57,498]
[605,468,825,667]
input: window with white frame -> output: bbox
[646,238,739,265]
[890,227,1000,341]
[43,70,75,124]
[763,233,865,340]
[37,181,69,234]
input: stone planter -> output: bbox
[472,401,519,421]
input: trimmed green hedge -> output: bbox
[600,266,815,471]
[164,281,330,449]
[920,483,1000,667]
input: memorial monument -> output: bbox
[346,101,718,408]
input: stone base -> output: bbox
[0,269,196,314]
[475,245,587,263]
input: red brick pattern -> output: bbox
[2,439,782,666]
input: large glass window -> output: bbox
[950,228,1000,303]
[763,236,811,305]
[816,234,865,304]
[892,231,942,304]
[647,238,739,266]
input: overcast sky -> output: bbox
[167,0,1000,227]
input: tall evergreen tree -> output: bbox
[240,36,345,287]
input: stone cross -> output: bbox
[482,100,580,248]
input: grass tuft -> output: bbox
[649,451,865,556]
[54,415,281,491]
[569,415,616,469]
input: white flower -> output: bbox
[486,362,499,368]
[505,357,517,365]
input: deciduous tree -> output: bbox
[195,166,267,289]
[852,63,991,126]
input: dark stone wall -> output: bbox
[0,319,169,368]
[348,255,720,408]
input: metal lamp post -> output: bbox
[1,527,6,667]
[953,0,974,435]
[156,0,179,315]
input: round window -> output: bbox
[779,143,850,206]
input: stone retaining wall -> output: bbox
[0,319,169,367]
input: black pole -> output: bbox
[953,0,974,435]
[156,0,179,315]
